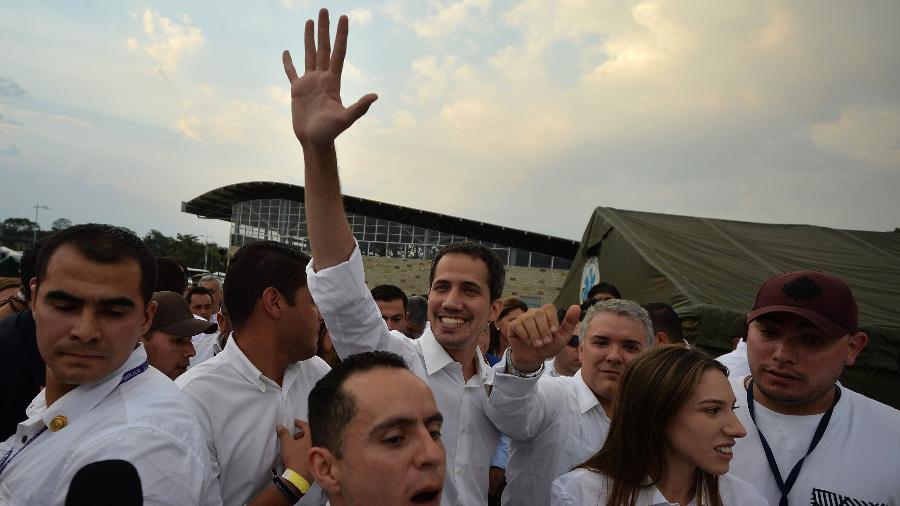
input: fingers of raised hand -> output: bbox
[304,19,315,72]
[283,50,299,83]
[331,15,348,75]
[316,8,331,71]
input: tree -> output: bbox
[2,218,38,235]
[51,218,72,231]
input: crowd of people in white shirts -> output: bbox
[0,7,898,506]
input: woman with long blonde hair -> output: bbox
[551,345,766,506]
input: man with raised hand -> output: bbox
[730,271,900,506]
[485,299,654,506]
[283,9,503,504]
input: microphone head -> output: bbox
[65,459,143,506]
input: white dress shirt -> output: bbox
[176,337,331,506]
[485,369,611,506]
[0,345,220,506]
[717,340,750,378]
[551,468,768,506]
[190,331,228,367]
[307,244,500,506]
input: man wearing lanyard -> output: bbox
[0,224,220,505]
[283,9,503,504]
[730,271,900,506]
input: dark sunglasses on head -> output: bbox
[567,335,580,347]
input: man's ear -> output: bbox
[140,301,157,335]
[308,447,340,495]
[654,331,669,346]
[29,277,37,307]
[261,287,283,319]
[845,331,869,366]
[489,299,503,322]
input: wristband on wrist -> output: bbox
[272,473,301,504]
[281,468,311,495]
[504,347,544,378]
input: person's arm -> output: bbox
[484,304,580,439]
[282,8,376,271]
[284,9,425,377]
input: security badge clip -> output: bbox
[48,416,68,432]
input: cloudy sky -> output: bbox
[1,1,898,245]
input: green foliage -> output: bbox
[143,229,227,273]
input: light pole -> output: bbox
[198,234,212,272]
[33,203,50,243]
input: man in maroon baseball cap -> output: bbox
[141,291,217,380]
[727,271,900,506]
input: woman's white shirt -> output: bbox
[551,469,768,506]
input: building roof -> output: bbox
[182,181,579,258]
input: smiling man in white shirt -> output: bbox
[0,224,219,506]
[281,9,503,504]
[176,241,331,506]
[485,299,654,506]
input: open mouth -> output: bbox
[410,488,441,503]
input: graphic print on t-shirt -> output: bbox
[812,488,887,506]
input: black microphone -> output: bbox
[65,459,143,506]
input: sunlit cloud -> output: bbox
[126,9,204,74]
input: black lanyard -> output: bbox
[0,361,149,476]
[746,379,840,506]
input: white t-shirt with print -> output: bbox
[729,376,900,506]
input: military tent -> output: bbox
[555,207,900,408]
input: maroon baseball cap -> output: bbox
[747,271,858,339]
[150,291,218,337]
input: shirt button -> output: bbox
[461,426,469,433]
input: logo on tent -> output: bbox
[580,256,600,303]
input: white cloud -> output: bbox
[268,86,291,105]
[348,7,373,27]
[811,107,900,168]
[174,116,201,140]
[414,0,491,38]
[126,9,204,74]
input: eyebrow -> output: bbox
[45,290,135,308]
[370,412,444,435]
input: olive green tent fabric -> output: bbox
[555,207,900,408]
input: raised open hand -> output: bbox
[507,304,581,373]
[283,8,377,147]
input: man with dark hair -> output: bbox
[586,281,621,301]
[0,241,44,438]
[405,295,428,339]
[306,351,445,506]
[283,10,503,503]
[155,256,189,294]
[370,284,408,333]
[642,302,686,345]
[176,240,330,505]
[186,286,215,322]
[0,224,219,504]
[729,271,900,505]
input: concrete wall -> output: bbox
[360,255,569,306]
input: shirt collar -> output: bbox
[419,327,492,384]
[37,345,149,430]
[221,337,268,392]
[419,327,455,376]
[574,370,604,415]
